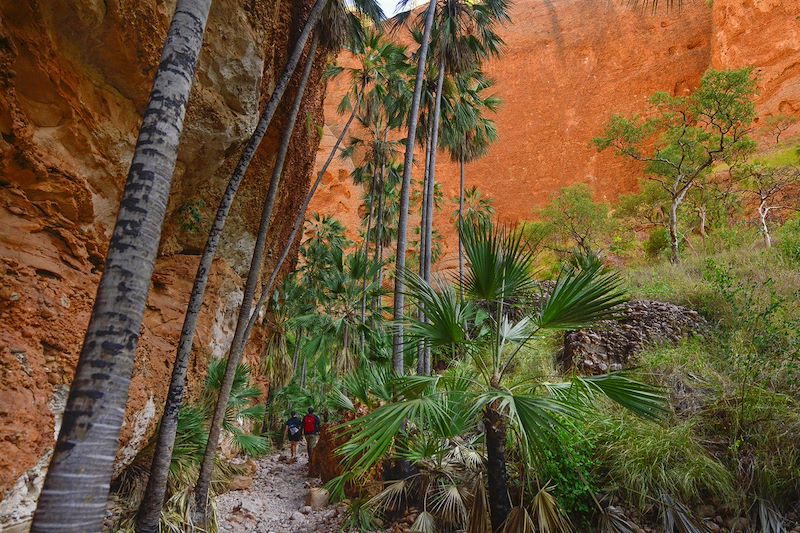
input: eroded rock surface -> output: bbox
[0,0,327,525]
[561,300,708,374]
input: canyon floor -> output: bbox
[216,443,346,533]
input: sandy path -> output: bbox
[217,442,344,533]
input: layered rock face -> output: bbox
[313,0,800,260]
[0,0,326,525]
[561,300,709,374]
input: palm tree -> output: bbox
[134,2,333,528]
[391,0,437,375]
[442,68,499,296]
[191,31,321,522]
[31,2,213,531]
[225,31,405,375]
[190,2,385,522]
[337,222,667,532]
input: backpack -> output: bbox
[303,414,317,434]
[288,417,301,435]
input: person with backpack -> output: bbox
[302,407,321,464]
[284,411,303,461]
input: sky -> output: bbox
[378,0,415,16]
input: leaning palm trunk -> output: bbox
[391,0,437,375]
[484,403,513,532]
[458,155,465,300]
[193,33,320,522]
[236,94,362,359]
[136,2,328,528]
[31,3,211,532]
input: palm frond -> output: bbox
[548,374,669,422]
[467,476,491,533]
[410,511,437,533]
[501,506,536,533]
[531,482,573,533]
[537,262,627,331]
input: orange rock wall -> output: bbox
[313,0,800,263]
[0,0,327,525]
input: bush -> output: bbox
[643,227,670,258]
[777,214,800,265]
[532,424,599,517]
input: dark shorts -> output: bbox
[288,432,302,442]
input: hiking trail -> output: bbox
[217,442,345,533]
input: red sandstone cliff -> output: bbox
[0,0,326,525]
[312,0,800,264]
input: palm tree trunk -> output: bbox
[136,2,328,528]
[458,155,465,301]
[236,94,362,360]
[359,169,378,354]
[193,33,320,522]
[372,165,386,313]
[31,3,211,531]
[391,0,436,375]
[300,355,307,388]
[416,122,433,376]
[484,403,512,532]
[422,58,446,376]
[425,55,446,285]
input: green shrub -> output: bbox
[643,227,670,258]
[777,214,800,265]
[532,424,598,517]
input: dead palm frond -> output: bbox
[531,482,573,533]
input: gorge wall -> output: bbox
[312,0,800,261]
[0,0,327,525]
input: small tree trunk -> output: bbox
[669,197,681,264]
[33,2,212,531]
[458,156,465,301]
[392,0,437,375]
[193,33,319,522]
[136,2,328,528]
[698,206,707,240]
[484,403,512,532]
[759,203,772,248]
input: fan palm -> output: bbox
[442,69,500,297]
[336,222,668,532]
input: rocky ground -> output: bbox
[217,443,345,533]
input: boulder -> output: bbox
[305,487,330,510]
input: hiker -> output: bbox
[303,407,321,464]
[284,411,303,460]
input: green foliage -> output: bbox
[777,214,800,264]
[532,425,598,516]
[177,199,205,234]
[203,359,269,457]
[537,184,611,255]
[594,417,735,510]
[643,227,670,258]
